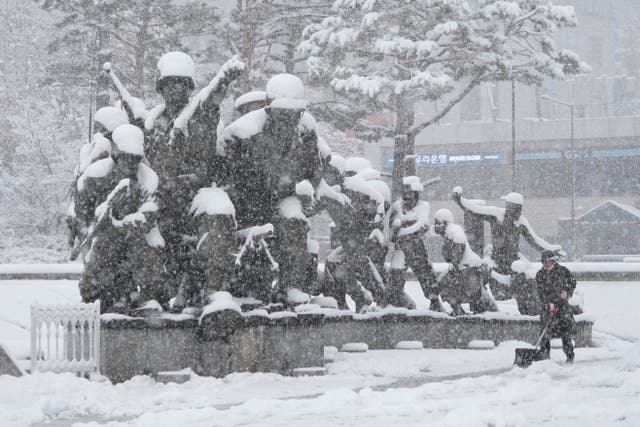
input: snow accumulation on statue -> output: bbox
[434,208,498,316]
[141,51,245,308]
[388,176,438,310]
[67,106,130,254]
[70,53,565,319]
[452,186,564,315]
[76,124,168,313]
[193,72,325,305]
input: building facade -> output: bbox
[363,0,640,259]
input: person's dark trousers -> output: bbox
[538,332,574,362]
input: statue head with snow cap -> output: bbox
[501,192,523,220]
[156,51,195,114]
[434,208,454,237]
[111,124,145,179]
[402,176,423,210]
[265,73,307,125]
[94,106,129,139]
[234,90,267,117]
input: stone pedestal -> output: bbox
[100,310,593,383]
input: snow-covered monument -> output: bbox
[59,0,601,381]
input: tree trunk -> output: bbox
[133,0,152,97]
[94,29,112,110]
[391,99,415,199]
[283,26,299,74]
[237,1,257,94]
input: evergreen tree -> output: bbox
[40,0,222,100]
[300,0,589,195]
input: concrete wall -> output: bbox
[100,311,593,383]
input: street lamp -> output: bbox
[541,94,575,259]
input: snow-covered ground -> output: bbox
[0,279,639,427]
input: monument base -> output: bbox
[100,309,594,383]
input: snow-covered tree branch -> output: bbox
[300,0,589,196]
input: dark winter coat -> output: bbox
[536,263,577,336]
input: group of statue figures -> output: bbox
[67,52,566,317]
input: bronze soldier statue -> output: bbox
[76,124,167,313]
[217,73,324,304]
[388,177,438,309]
[433,208,498,315]
[142,52,244,306]
[452,187,564,314]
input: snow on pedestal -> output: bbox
[294,303,322,313]
[342,342,369,353]
[395,341,424,350]
[468,340,496,350]
[310,296,338,309]
[324,346,339,362]
[199,292,241,324]
[287,288,311,305]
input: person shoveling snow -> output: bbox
[515,250,577,367]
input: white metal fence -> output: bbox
[30,301,100,375]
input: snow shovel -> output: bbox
[514,314,553,368]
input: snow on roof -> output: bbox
[94,106,129,131]
[402,176,423,192]
[157,51,195,79]
[500,192,524,205]
[190,185,236,218]
[112,124,144,156]
[434,208,454,223]
[574,200,640,221]
[345,157,372,173]
[223,108,267,141]
[266,73,307,109]
[234,91,267,109]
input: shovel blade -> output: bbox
[514,348,541,368]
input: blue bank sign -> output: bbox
[384,150,504,169]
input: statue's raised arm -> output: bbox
[102,62,149,127]
[171,55,246,142]
[516,215,563,255]
[452,186,500,223]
